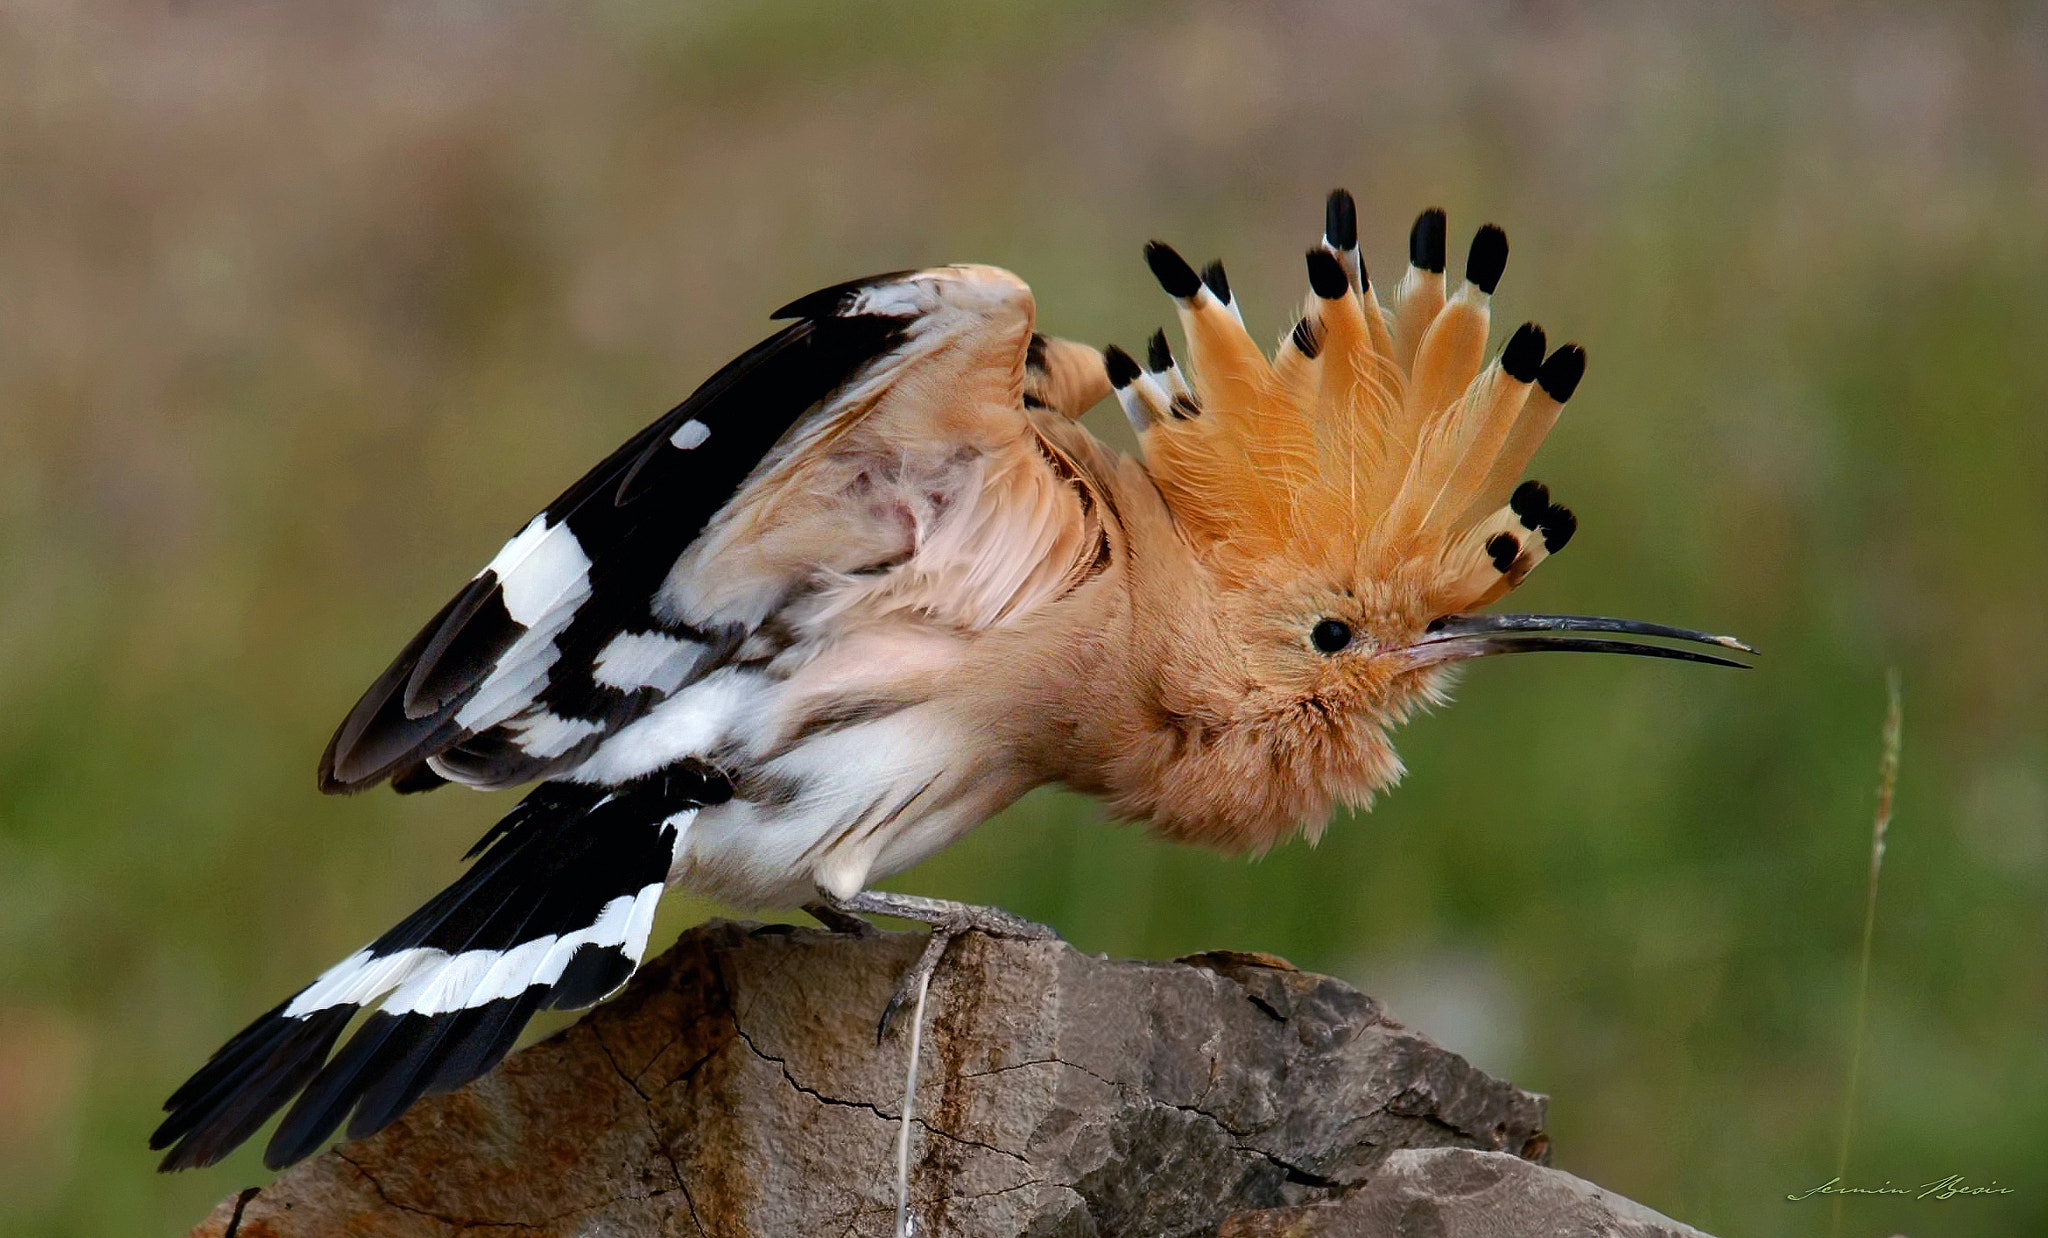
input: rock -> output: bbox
[185,919,1698,1237]
[1217,1148,1715,1236]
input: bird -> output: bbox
[151,191,1750,1173]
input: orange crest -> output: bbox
[1107,196,1586,616]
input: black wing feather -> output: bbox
[320,299,913,794]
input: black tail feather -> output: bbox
[153,767,720,1171]
[151,1003,356,1171]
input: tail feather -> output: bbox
[270,1011,427,1163]
[151,765,724,1171]
[428,985,555,1095]
[151,1002,357,1170]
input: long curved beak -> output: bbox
[1397,613,1756,670]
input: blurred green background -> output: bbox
[3,1,2044,1234]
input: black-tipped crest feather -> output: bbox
[1146,329,1174,373]
[1540,505,1577,552]
[1199,260,1232,305]
[1324,189,1358,250]
[1410,209,1447,272]
[1306,249,1349,299]
[1501,326,1545,384]
[1290,317,1322,359]
[1144,241,1202,299]
[1465,225,1508,293]
[1103,344,1141,389]
[1510,480,1552,528]
[1538,345,1586,402]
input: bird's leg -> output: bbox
[835,890,1056,940]
[818,890,1058,1041]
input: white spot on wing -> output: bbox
[668,419,710,450]
[569,667,774,784]
[480,515,551,583]
[497,524,592,627]
[593,630,705,693]
[448,532,594,740]
[847,282,936,317]
[510,710,606,759]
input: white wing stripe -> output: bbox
[452,622,567,731]
[283,947,444,1019]
[378,887,659,1016]
[378,938,551,1019]
[593,630,708,693]
[278,881,670,1022]
[496,524,592,628]
[478,514,552,584]
[508,711,606,759]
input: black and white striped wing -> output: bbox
[319,274,942,795]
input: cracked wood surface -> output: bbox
[186,920,1558,1237]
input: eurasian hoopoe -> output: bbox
[153,192,1749,1172]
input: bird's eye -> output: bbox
[1310,618,1353,654]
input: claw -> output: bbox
[805,899,881,938]
[877,926,953,1044]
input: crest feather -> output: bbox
[1121,198,1587,616]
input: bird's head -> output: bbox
[1101,194,1749,851]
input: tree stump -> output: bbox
[187,919,1715,1237]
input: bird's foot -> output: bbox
[802,899,883,938]
[813,891,1058,1042]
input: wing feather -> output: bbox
[321,293,916,793]
[319,266,1071,796]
